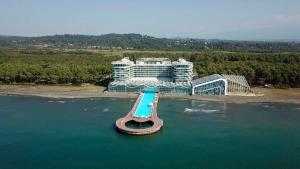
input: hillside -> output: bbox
[1,34,300,52]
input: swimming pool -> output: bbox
[133,92,156,118]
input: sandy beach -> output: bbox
[0,84,299,104]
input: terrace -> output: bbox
[115,89,163,135]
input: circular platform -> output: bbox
[115,91,163,135]
[115,115,163,135]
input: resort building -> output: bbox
[108,57,253,96]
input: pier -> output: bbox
[115,90,163,135]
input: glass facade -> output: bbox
[109,57,193,94]
[133,65,173,78]
[108,84,191,94]
[111,57,193,82]
[193,80,226,95]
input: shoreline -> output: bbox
[0,84,300,104]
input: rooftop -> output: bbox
[112,57,193,66]
[172,58,193,65]
[137,58,170,62]
[136,58,171,65]
[112,57,134,65]
[192,74,224,86]
[222,74,250,87]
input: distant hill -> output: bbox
[1,33,300,52]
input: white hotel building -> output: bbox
[108,57,253,95]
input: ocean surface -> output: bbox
[0,95,300,169]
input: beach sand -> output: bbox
[0,84,299,104]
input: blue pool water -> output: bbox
[134,92,156,118]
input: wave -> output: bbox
[201,109,220,113]
[184,108,220,113]
[262,105,270,108]
[103,108,109,112]
[184,108,201,113]
[48,100,66,103]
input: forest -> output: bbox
[0,49,299,88]
[1,34,300,52]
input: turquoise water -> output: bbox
[0,95,300,169]
[133,92,156,118]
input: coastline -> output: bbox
[0,84,300,104]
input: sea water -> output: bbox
[0,96,300,169]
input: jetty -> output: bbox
[115,90,163,135]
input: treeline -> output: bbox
[0,49,119,85]
[1,34,300,52]
[0,49,299,88]
[124,52,300,88]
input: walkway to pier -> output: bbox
[115,91,163,135]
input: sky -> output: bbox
[0,0,300,40]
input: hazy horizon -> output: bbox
[1,0,300,41]
[1,33,300,43]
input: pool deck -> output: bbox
[115,92,163,135]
